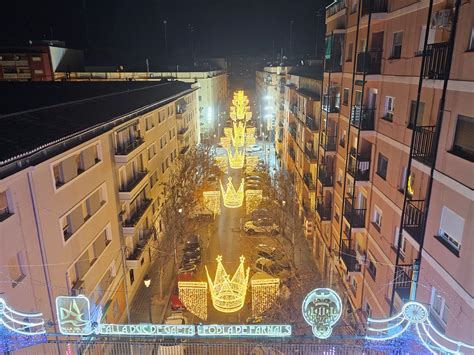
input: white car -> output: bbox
[165,312,188,325]
[246,144,262,153]
[244,219,279,234]
[159,313,188,355]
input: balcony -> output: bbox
[288,148,296,162]
[412,126,436,166]
[180,145,190,155]
[305,115,319,131]
[288,123,297,139]
[320,132,337,151]
[422,42,449,80]
[324,56,342,73]
[303,173,316,191]
[326,0,346,18]
[361,0,388,16]
[316,200,332,221]
[322,95,341,113]
[123,199,152,228]
[115,137,145,163]
[290,104,298,115]
[340,239,361,273]
[344,198,366,228]
[178,126,189,138]
[347,154,371,181]
[402,200,425,244]
[126,229,155,269]
[304,147,317,162]
[351,106,375,130]
[119,170,148,200]
[318,165,333,187]
[356,51,382,75]
[393,267,412,303]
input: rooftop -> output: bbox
[0,81,194,176]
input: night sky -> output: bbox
[2,0,329,64]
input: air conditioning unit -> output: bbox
[431,9,452,28]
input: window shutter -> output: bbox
[440,207,464,244]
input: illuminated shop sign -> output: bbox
[302,288,342,339]
[97,324,195,337]
[197,324,291,337]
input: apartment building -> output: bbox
[0,81,198,331]
[54,69,227,142]
[312,0,474,343]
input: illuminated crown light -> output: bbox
[227,149,245,169]
[206,255,250,313]
[220,177,244,208]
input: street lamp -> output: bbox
[143,274,151,288]
[178,208,183,214]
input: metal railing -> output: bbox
[322,94,341,113]
[128,229,154,260]
[351,106,375,130]
[318,165,334,187]
[321,132,337,151]
[422,42,449,80]
[402,199,425,244]
[412,125,436,166]
[305,115,319,131]
[341,239,361,273]
[316,199,332,220]
[394,266,412,302]
[119,171,148,192]
[288,148,296,162]
[326,0,347,17]
[304,147,317,161]
[303,173,315,190]
[356,51,382,74]
[347,154,371,181]
[324,55,343,73]
[115,137,145,155]
[361,0,388,16]
[123,199,152,227]
[180,145,190,154]
[178,126,189,136]
[344,199,366,228]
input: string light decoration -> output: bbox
[245,127,256,145]
[232,121,246,147]
[203,191,221,216]
[366,301,474,354]
[251,273,280,317]
[220,177,244,208]
[214,156,228,174]
[178,282,208,320]
[407,173,414,197]
[245,156,259,174]
[227,148,245,169]
[0,298,45,335]
[205,255,250,313]
[245,189,263,214]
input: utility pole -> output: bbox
[289,20,294,59]
[163,20,168,58]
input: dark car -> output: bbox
[185,235,202,250]
[256,244,284,261]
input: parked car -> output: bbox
[178,263,197,274]
[256,244,284,261]
[165,312,188,325]
[245,175,261,182]
[245,182,261,190]
[183,250,201,264]
[253,258,292,279]
[159,314,188,355]
[170,286,185,311]
[185,235,202,250]
[244,219,279,235]
[246,144,262,153]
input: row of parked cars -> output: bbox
[253,244,292,280]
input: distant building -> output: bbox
[0,41,84,81]
[54,69,227,142]
[0,81,198,331]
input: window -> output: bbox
[373,207,382,231]
[337,168,343,185]
[469,27,474,51]
[161,162,166,174]
[430,288,448,326]
[343,88,349,105]
[355,90,362,106]
[350,277,357,293]
[339,130,346,147]
[418,25,435,53]
[451,115,474,162]
[32,56,42,62]
[158,110,166,124]
[376,153,388,180]
[437,207,464,255]
[335,206,340,223]
[365,301,372,318]
[391,32,403,59]
[359,39,366,53]
[145,115,155,131]
[34,69,44,74]
[367,254,377,280]
[351,1,358,13]
[393,227,407,256]
[149,170,159,188]
[398,166,407,193]
[347,43,353,62]
[408,101,425,128]
[160,135,168,149]
[147,144,157,160]
[383,96,395,121]
[9,251,26,287]
[0,191,12,221]
[129,269,135,285]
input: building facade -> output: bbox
[54,70,227,142]
[0,82,198,331]
[309,0,474,343]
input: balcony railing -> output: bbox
[341,239,361,273]
[115,137,145,155]
[119,170,148,192]
[422,42,449,80]
[324,56,343,73]
[361,0,388,16]
[304,147,317,161]
[288,148,296,162]
[305,115,319,131]
[394,266,412,302]
[288,123,297,139]
[402,199,425,244]
[180,145,190,154]
[326,0,347,17]
[178,126,189,136]
[128,229,154,260]
[303,173,316,190]
[356,51,382,75]
[321,132,337,151]
[123,199,152,227]
[322,95,341,113]
[344,198,366,228]
[290,104,298,115]
[316,200,332,221]
[351,106,375,130]
[347,154,371,181]
[412,126,436,166]
[318,165,333,187]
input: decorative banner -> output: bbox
[203,191,221,216]
[245,189,263,214]
[251,273,280,317]
[178,282,208,320]
[205,255,250,313]
[197,324,291,337]
[0,298,45,335]
[56,296,92,336]
[220,177,244,208]
[302,288,342,339]
[366,301,474,354]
